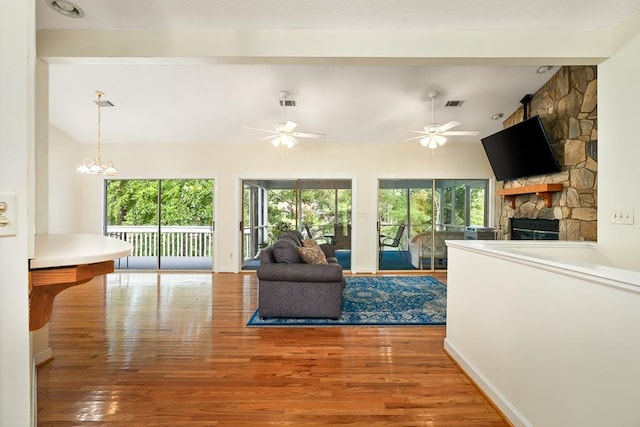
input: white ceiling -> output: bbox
[38,0,640,145]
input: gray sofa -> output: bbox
[256,230,344,319]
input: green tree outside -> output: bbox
[106,179,214,227]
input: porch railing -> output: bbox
[106,225,212,257]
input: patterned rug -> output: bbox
[247,275,446,326]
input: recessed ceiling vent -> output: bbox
[445,100,464,107]
[279,99,296,107]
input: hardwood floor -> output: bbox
[37,272,508,426]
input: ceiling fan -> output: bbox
[403,91,479,149]
[244,90,325,149]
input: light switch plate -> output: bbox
[611,208,635,225]
[0,192,17,237]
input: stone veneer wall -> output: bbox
[497,66,597,241]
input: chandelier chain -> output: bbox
[96,90,103,162]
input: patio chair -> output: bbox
[379,224,407,258]
[304,224,314,239]
[304,224,329,244]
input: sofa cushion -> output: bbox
[272,238,302,264]
[259,246,276,264]
[302,238,320,248]
[319,243,336,259]
[298,245,328,265]
[257,262,343,282]
[280,231,303,247]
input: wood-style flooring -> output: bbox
[37,272,508,426]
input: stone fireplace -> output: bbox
[497,66,597,241]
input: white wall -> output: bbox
[0,0,35,425]
[31,59,53,368]
[597,19,640,270]
[47,126,88,233]
[35,59,49,235]
[49,137,492,272]
[445,241,640,427]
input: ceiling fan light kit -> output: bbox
[420,134,447,149]
[271,134,299,149]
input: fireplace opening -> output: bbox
[510,218,559,240]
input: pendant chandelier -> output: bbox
[76,90,117,176]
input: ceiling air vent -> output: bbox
[94,100,114,107]
[279,100,296,107]
[445,100,464,107]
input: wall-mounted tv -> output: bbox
[481,115,561,181]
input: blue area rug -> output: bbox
[247,275,446,326]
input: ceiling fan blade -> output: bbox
[242,125,278,135]
[283,121,298,133]
[402,129,429,135]
[258,134,279,141]
[437,121,461,132]
[291,131,325,139]
[399,135,428,142]
[441,130,480,136]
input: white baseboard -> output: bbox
[444,338,531,427]
[33,347,53,367]
[32,359,38,427]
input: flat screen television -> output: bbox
[481,115,561,181]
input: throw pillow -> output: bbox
[302,238,319,248]
[298,246,328,265]
[272,238,302,264]
[280,231,303,247]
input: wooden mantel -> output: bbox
[29,234,132,331]
[495,184,564,209]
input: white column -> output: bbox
[0,0,36,425]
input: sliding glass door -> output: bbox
[241,179,352,270]
[159,180,215,270]
[378,179,488,271]
[106,179,159,269]
[378,180,434,270]
[105,179,214,270]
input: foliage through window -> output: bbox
[106,179,213,227]
[241,180,352,268]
